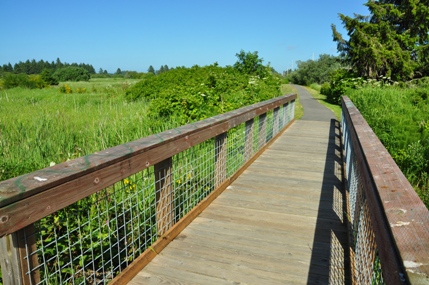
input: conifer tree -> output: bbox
[332,0,429,80]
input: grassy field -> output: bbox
[0,78,172,181]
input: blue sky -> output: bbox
[1,0,369,73]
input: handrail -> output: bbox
[341,96,429,284]
[0,94,296,284]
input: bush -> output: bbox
[125,64,281,124]
[53,67,90,82]
[59,84,73,94]
[40,69,59,85]
[320,82,330,95]
[1,72,48,89]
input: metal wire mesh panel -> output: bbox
[342,112,385,284]
[21,168,157,284]
[4,97,296,285]
[172,140,215,222]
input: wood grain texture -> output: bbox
[129,119,349,285]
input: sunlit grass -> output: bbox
[281,84,303,119]
[0,79,171,181]
[305,86,342,120]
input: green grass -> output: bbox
[348,85,429,207]
[281,84,303,119]
[309,83,321,92]
[305,86,342,120]
[0,78,173,181]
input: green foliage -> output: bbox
[147,65,155,74]
[324,69,357,104]
[0,58,95,75]
[289,54,342,85]
[323,69,397,104]
[332,0,429,80]
[53,66,90,82]
[126,63,281,124]
[233,50,268,78]
[40,68,59,85]
[0,72,48,89]
[348,83,429,207]
[320,82,330,95]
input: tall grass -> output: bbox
[348,85,429,207]
[0,79,175,181]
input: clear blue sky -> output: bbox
[1,0,369,73]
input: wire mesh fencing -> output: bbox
[342,110,386,284]
[1,97,296,285]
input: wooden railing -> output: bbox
[0,94,296,285]
[342,96,429,284]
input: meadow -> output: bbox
[0,78,171,182]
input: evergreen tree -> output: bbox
[148,65,155,74]
[332,0,429,80]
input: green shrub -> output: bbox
[40,68,59,85]
[1,72,48,89]
[320,82,330,95]
[59,84,73,94]
[53,66,90,82]
[126,64,281,123]
[309,83,321,92]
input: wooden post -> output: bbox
[273,107,280,136]
[0,225,39,285]
[215,133,227,187]
[244,119,254,161]
[0,233,22,285]
[258,113,267,148]
[154,158,174,236]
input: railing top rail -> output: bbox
[0,94,296,237]
[342,96,429,282]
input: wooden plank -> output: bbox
[111,115,297,285]
[130,120,349,284]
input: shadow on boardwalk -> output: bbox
[307,119,350,284]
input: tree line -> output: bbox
[0,58,96,75]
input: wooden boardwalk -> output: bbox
[129,119,349,284]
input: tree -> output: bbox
[233,50,267,78]
[289,54,342,85]
[115,68,122,75]
[99,68,104,74]
[41,68,59,85]
[332,0,429,80]
[148,65,155,74]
